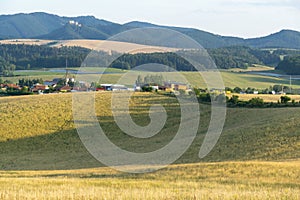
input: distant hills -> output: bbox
[1,12,300,49]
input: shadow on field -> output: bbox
[0,129,102,170]
[1,101,300,171]
[0,99,206,171]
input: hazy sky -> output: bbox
[1,0,300,38]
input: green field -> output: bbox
[4,68,300,89]
[0,93,299,199]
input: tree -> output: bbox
[136,75,143,86]
[198,93,211,102]
[233,87,242,93]
[225,87,233,93]
[0,57,15,76]
[141,86,153,92]
[248,97,264,107]
[280,96,291,104]
[228,95,239,104]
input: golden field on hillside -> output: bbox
[0,92,299,199]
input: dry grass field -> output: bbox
[0,92,299,199]
[0,161,299,200]
[227,93,300,102]
[0,39,177,53]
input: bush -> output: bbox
[141,86,153,92]
[228,95,239,104]
[248,97,264,107]
[198,93,211,102]
[280,96,291,104]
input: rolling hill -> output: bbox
[0,92,299,170]
[246,29,300,49]
[1,12,300,49]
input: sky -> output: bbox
[1,0,300,38]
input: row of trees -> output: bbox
[18,78,44,87]
[135,74,164,86]
[208,46,281,69]
[227,95,296,108]
[111,47,283,70]
[110,52,194,71]
[225,85,294,94]
[0,44,287,73]
[2,43,300,76]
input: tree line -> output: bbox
[0,44,90,71]
[0,44,295,75]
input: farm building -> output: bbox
[0,84,21,91]
[31,84,49,93]
[57,85,72,92]
[99,84,128,91]
[164,81,188,91]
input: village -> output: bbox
[0,74,191,95]
[0,71,293,97]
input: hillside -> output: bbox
[1,12,300,49]
[38,22,109,40]
[0,12,65,38]
[0,93,299,170]
[0,43,284,71]
[276,55,300,74]
[246,29,300,49]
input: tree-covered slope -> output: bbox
[0,12,65,38]
[246,30,300,49]
[38,23,109,40]
[1,12,300,49]
[276,55,300,75]
[0,44,282,71]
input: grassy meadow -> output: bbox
[4,68,300,90]
[0,92,299,199]
[0,161,299,200]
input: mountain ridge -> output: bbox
[1,12,300,49]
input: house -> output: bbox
[112,84,128,91]
[278,91,286,95]
[0,84,21,91]
[57,85,72,92]
[134,85,141,91]
[96,87,105,91]
[72,86,88,92]
[158,86,168,91]
[100,84,113,91]
[31,84,49,93]
[44,78,63,87]
[164,81,188,92]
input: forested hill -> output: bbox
[0,44,286,73]
[1,12,300,49]
[276,55,300,75]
